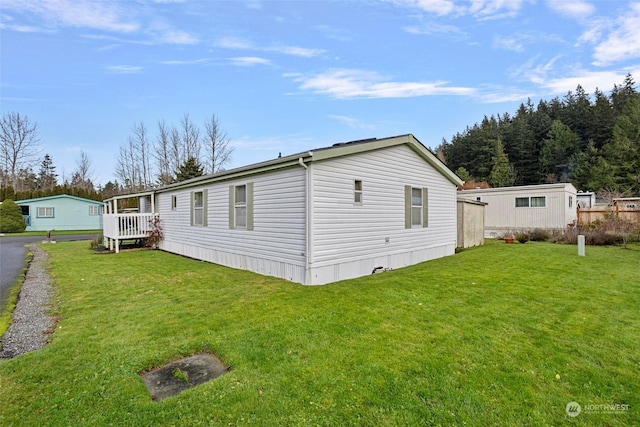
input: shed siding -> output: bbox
[309,145,457,284]
[158,167,307,283]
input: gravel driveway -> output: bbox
[0,244,56,358]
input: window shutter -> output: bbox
[190,191,194,226]
[202,189,208,227]
[246,182,254,231]
[422,187,428,228]
[228,185,235,229]
[404,185,411,229]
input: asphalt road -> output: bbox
[0,233,99,311]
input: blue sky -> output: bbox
[2,0,640,186]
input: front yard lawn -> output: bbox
[0,240,638,425]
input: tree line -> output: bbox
[115,113,232,192]
[0,111,233,201]
[438,74,640,196]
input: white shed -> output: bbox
[104,134,463,285]
[458,183,577,238]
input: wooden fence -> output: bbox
[577,207,640,225]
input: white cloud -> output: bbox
[267,45,326,58]
[229,57,272,66]
[106,65,143,74]
[540,69,640,94]
[290,69,475,99]
[404,21,463,36]
[468,0,525,19]
[156,29,199,45]
[546,0,595,19]
[1,0,139,33]
[161,58,210,65]
[592,3,640,66]
[329,115,377,130]
[216,37,325,58]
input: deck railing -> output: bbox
[103,213,158,241]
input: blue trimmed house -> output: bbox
[16,195,103,231]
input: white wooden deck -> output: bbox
[103,213,158,253]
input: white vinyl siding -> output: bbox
[157,168,306,281]
[312,144,456,269]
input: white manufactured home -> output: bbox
[103,135,463,285]
[458,183,578,238]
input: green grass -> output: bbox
[0,240,638,426]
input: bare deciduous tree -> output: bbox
[0,112,41,189]
[204,114,233,174]
[71,150,95,191]
[155,120,174,185]
[180,114,201,162]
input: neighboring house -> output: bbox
[576,191,596,209]
[458,183,577,238]
[16,194,104,232]
[103,134,463,285]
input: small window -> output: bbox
[476,196,482,202]
[37,207,54,218]
[515,197,529,208]
[193,191,204,226]
[89,206,102,216]
[411,188,423,226]
[235,185,247,228]
[229,183,253,230]
[531,196,546,207]
[569,196,573,208]
[171,196,177,210]
[354,180,363,204]
[405,186,428,228]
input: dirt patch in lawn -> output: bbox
[140,353,230,401]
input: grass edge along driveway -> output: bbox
[0,240,638,426]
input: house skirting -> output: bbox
[161,241,455,285]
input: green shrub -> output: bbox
[0,199,26,233]
[515,233,529,243]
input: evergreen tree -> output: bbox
[37,154,57,191]
[605,97,640,194]
[569,141,615,191]
[539,120,579,182]
[501,104,539,184]
[488,139,515,187]
[175,156,204,182]
[0,199,26,233]
[590,88,615,150]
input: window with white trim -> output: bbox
[235,185,247,228]
[229,183,254,230]
[89,206,102,216]
[354,180,363,204]
[37,207,54,218]
[569,196,573,208]
[191,190,207,226]
[515,196,546,208]
[405,186,428,228]
[171,195,177,210]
